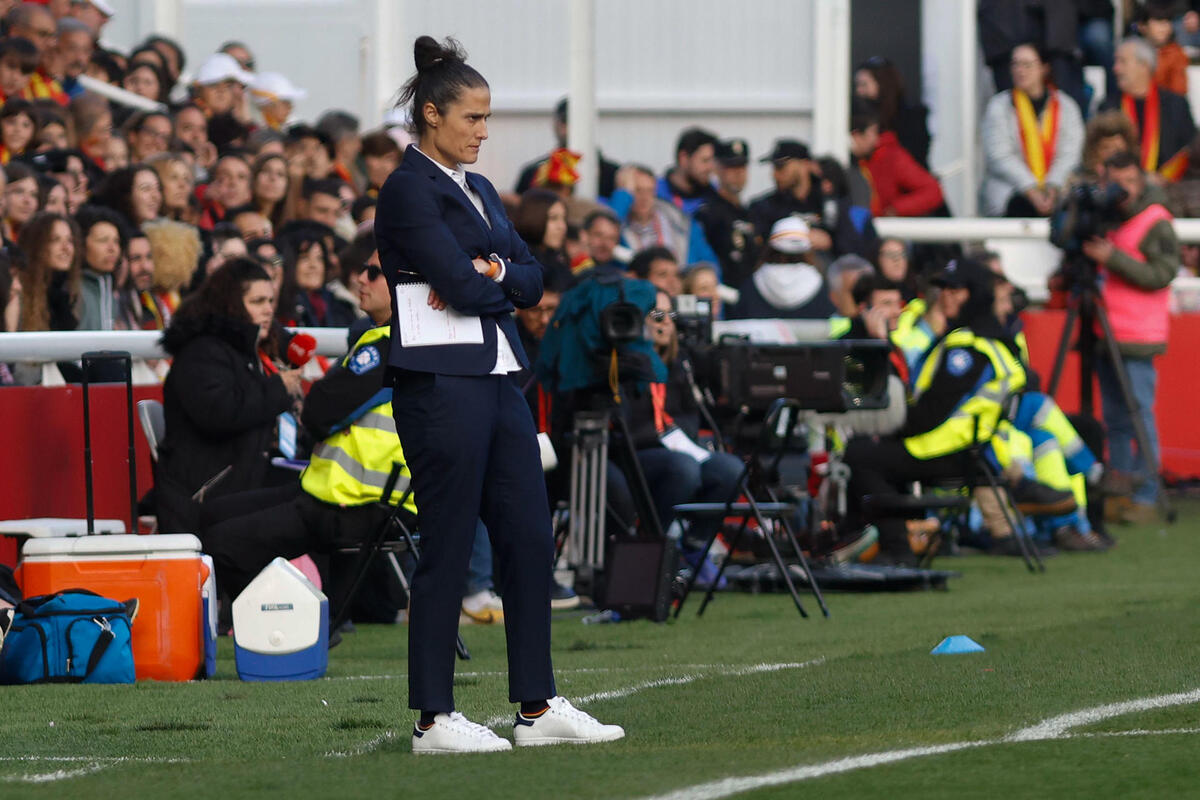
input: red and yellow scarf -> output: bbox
[1012,89,1060,186]
[21,69,68,106]
[1122,85,1189,181]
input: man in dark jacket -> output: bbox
[748,139,831,248]
[695,138,759,289]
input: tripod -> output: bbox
[1046,260,1175,523]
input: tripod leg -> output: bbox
[697,514,751,617]
[778,513,829,618]
[742,498,808,619]
[1047,304,1081,397]
[1092,306,1175,523]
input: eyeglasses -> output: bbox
[258,254,283,270]
[648,309,677,322]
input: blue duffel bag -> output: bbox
[0,589,138,684]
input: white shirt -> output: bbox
[415,147,520,375]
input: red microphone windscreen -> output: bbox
[286,333,317,366]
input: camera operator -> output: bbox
[1079,151,1178,523]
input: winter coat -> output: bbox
[981,89,1085,216]
[155,311,292,533]
[857,131,945,218]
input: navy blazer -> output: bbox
[375,145,544,375]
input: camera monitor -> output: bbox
[710,339,892,412]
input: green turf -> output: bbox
[3,503,1200,799]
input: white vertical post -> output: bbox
[149,0,181,41]
[958,0,979,216]
[568,0,598,200]
[369,0,404,130]
[812,0,851,159]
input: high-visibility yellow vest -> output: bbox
[890,298,934,379]
[903,328,1027,460]
[301,326,417,513]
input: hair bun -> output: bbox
[413,35,467,73]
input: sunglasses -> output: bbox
[360,265,384,281]
[648,309,677,323]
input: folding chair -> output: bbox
[673,398,830,620]
[333,463,471,660]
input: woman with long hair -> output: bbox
[92,164,164,228]
[156,258,301,534]
[0,99,38,164]
[146,152,198,225]
[251,152,291,232]
[16,211,81,332]
[870,236,918,301]
[376,35,623,752]
[512,187,571,283]
[853,55,931,168]
[981,42,1084,217]
[278,232,355,327]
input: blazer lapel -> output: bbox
[405,146,492,236]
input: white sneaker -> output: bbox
[411,711,513,754]
[460,589,504,624]
[513,696,625,746]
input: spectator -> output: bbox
[4,160,39,240]
[249,72,305,131]
[350,195,375,225]
[15,210,79,333]
[142,217,201,325]
[360,129,401,197]
[747,139,832,250]
[695,138,758,290]
[728,216,835,320]
[173,103,216,172]
[116,228,161,330]
[201,222,248,281]
[580,208,623,270]
[1102,37,1196,183]
[34,105,69,150]
[628,245,682,298]
[74,204,124,330]
[284,123,334,180]
[657,126,718,216]
[981,42,1084,217]
[1079,1,1118,104]
[250,151,291,231]
[977,0,1086,112]
[68,91,110,169]
[815,155,878,258]
[190,52,252,119]
[514,269,570,426]
[512,187,571,285]
[123,110,171,163]
[853,56,931,168]
[146,152,196,224]
[228,204,272,241]
[871,237,918,301]
[826,253,876,318]
[201,153,252,229]
[156,258,300,534]
[514,97,619,199]
[7,3,68,106]
[317,110,363,191]
[0,37,38,106]
[849,103,945,217]
[122,59,168,104]
[36,174,66,214]
[104,132,127,170]
[297,176,343,231]
[1139,1,1188,96]
[35,147,88,213]
[84,47,120,87]
[141,35,185,88]
[68,0,113,38]
[614,163,715,268]
[219,40,255,73]
[0,97,37,162]
[92,164,163,228]
[1080,151,1178,523]
[681,262,723,318]
[279,231,355,327]
[838,271,905,340]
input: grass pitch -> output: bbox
[4,502,1200,799]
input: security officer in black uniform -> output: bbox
[695,138,759,289]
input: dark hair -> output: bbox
[350,195,376,223]
[123,59,169,103]
[361,129,401,158]
[513,188,563,247]
[1141,0,1177,22]
[628,246,677,279]
[1,98,36,125]
[396,36,489,138]
[278,232,330,317]
[208,112,250,154]
[176,256,271,326]
[4,159,36,186]
[1104,150,1142,172]
[140,35,185,76]
[75,204,130,252]
[0,36,39,73]
[675,127,718,159]
[35,174,62,208]
[850,99,880,134]
[816,156,848,197]
[583,208,619,232]
[339,227,376,274]
[91,165,161,227]
[851,272,901,307]
[302,176,343,201]
[251,152,290,229]
[854,56,912,132]
[123,109,170,135]
[284,123,335,161]
[88,48,124,84]
[17,211,81,331]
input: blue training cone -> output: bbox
[931,635,986,655]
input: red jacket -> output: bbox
[859,131,944,217]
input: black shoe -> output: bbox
[1010,477,1077,516]
[1053,525,1109,552]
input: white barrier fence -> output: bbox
[0,328,351,363]
[873,217,1200,305]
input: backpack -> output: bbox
[0,589,138,684]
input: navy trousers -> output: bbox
[392,370,556,711]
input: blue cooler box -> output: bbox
[232,557,328,681]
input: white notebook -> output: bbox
[394,283,484,347]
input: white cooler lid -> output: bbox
[22,533,201,559]
[0,518,126,537]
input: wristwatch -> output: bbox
[487,253,505,281]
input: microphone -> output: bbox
[285,333,318,367]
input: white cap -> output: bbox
[250,72,307,105]
[75,0,115,17]
[767,216,812,254]
[193,53,253,87]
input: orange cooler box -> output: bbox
[16,534,208,682]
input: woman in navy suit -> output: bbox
[376,36,623,754]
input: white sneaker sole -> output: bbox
[412,740,512,755]
[514,730,625,746]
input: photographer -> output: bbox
[1079,151,1178,523]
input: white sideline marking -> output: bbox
[0,764,110,783]
[635,687,1200,800]
[326,731,399,759]
[1072,727,1200,739]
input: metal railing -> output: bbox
[0,328,350,363]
